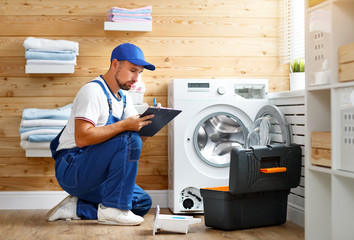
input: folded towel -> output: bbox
[19,126,63,134]
[23,37,79,54]
[107,18,152,23]
[22,103,72,120]
[26,48,76,54]
[20,129,61,140]
[20,140,50,150]
[108,13,151,17]
[110,6,152,14]
[28,134,58,142]
[26,59,77,66]
[107,15,152,21]
[20,119,67,128]
[25,50,76,61]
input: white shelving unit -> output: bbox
[104,21,152,32]
[26,149,52,157]
[305,1,354,239]
[25,65,75,74]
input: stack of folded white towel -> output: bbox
[23,37,79,67]
[107,6,152,23]
[19,104,72,151]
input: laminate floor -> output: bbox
[0,208,304,240]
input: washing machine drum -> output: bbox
[246,105,291,148]
[193,112,249,168]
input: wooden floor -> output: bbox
[0,208,304,240]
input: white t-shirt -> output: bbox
[57,76,138,150]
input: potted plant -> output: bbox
[289,58,305,91]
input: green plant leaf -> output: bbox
[290,58,305,73]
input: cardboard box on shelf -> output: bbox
[339,42,354,82]
[311,131,331,167]
[309,0,327,8]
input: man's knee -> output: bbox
[128,131,143,150]
[110,131,142,151]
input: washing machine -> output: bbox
[168,78,269,214]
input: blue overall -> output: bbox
[50,79,152,219]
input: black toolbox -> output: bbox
[200,144,302,230]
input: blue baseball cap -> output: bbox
[110,43,155,71]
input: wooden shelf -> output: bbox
[104,21,152,32]
[25,65,75,74]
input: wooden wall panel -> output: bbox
[0,177,62,191]
[0,0,278,17]
[0,37,280,57]
[0,57,288,78]
[0,16,278,38]
[0,0,288,191]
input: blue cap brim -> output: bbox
[128,59,155,71]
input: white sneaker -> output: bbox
[97,204,144,226]
[46,195,80,222]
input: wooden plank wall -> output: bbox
[0,0,288,191]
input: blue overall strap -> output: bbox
[118,89,127,116]
[91,80,126,118]
[91,80,112,114]
[50,126,65,159]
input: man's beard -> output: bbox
[115,67,131,91]
[117,80,131,91]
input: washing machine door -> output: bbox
[245,105,291,148]
[193,112,248,167]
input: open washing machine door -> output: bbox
[245,105,291,148]
[193,112,249,168]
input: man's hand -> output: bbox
[122,114,154,132]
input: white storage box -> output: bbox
[341,107,354,172]
[129,81,146,105]
[308,6,331,86]
[129,91,144,105]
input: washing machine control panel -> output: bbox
[186,82,228,96]
[217,87,226,95]
[187,83,210,92]
[172,79,268,101]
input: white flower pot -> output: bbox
[290,72,305,91]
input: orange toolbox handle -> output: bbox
[260,167,287,174]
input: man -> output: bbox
[46,43,156,226]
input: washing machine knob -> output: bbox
[183,198,194,209]
[217,87,226,95]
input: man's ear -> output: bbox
[112,59,124,70]
[111,59,119,68]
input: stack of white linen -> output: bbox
[19,104,72,151]
[107,6,152,23]
[23,37,79,66]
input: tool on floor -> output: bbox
[152,205,201,235]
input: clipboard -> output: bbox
[138,107,182,137]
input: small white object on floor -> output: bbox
[152,205,201,235]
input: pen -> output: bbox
[153,98,157,107]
